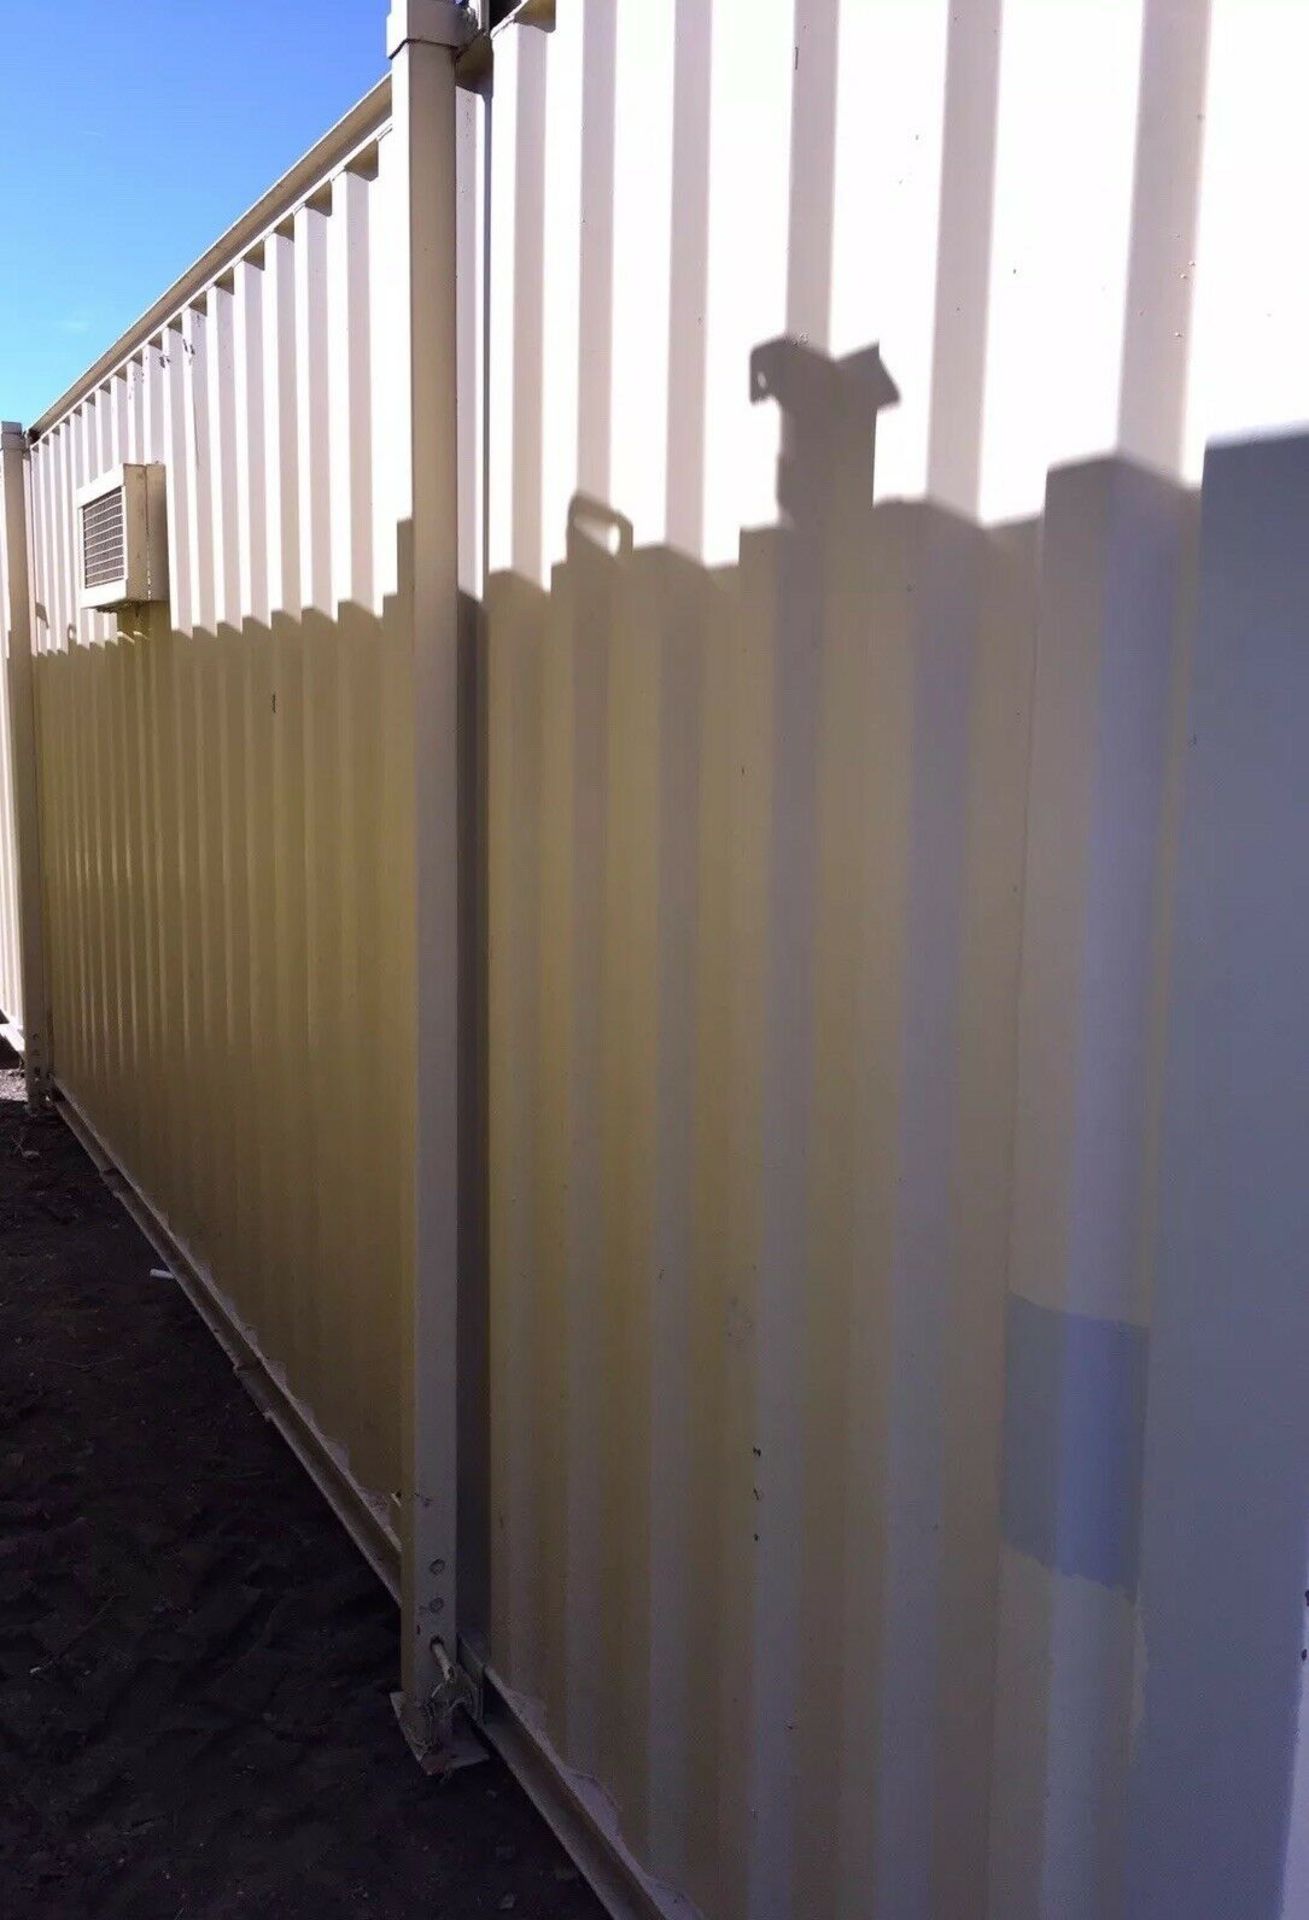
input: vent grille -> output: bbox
[82,488,126,589]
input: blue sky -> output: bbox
[0,0,385,425]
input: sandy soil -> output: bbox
[0,1049,603,1920]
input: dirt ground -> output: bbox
[0,1047,603,1920]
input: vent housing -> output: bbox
[75,464,169,612]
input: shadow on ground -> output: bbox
[0,1045,602,1920]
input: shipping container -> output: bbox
[2,3,1308,1916]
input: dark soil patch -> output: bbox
[0,1047,602,1919]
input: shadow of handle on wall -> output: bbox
[567,494,633,565]
[564,339,900,573]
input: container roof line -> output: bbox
[29,76,392,443]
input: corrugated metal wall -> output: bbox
[2,8,1308,1917]
[20,85,411,1513]
[479,5,1309,1918]
[487,467,1040,1920]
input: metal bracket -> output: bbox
[19,1042,52,1114]
[454,29,493,91]
[391,1639,486,1777]
[455,0,556,86]
[502,0,556,28]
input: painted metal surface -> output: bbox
[386,0,478,1721]
[0,423,51,1101]
[477,5,1309,1918]
[19,81,412,1520]
[486,466,1037,1920]
[0,430,28,1037]
[0,4,1307,1917]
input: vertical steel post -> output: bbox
[385,0,478,1756]
[0,424,50,1108]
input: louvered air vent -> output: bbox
[82,487,126,589]
[75,464,169,613]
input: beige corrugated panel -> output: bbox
[482,15,1037,1914]
[488,492,1036,1919]
[26,88,411,1514]
[9,6,1309,1916]
[0,446,25,1036]
[478,4,1309,1918]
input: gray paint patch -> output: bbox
[1003,1294,1149,1593]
